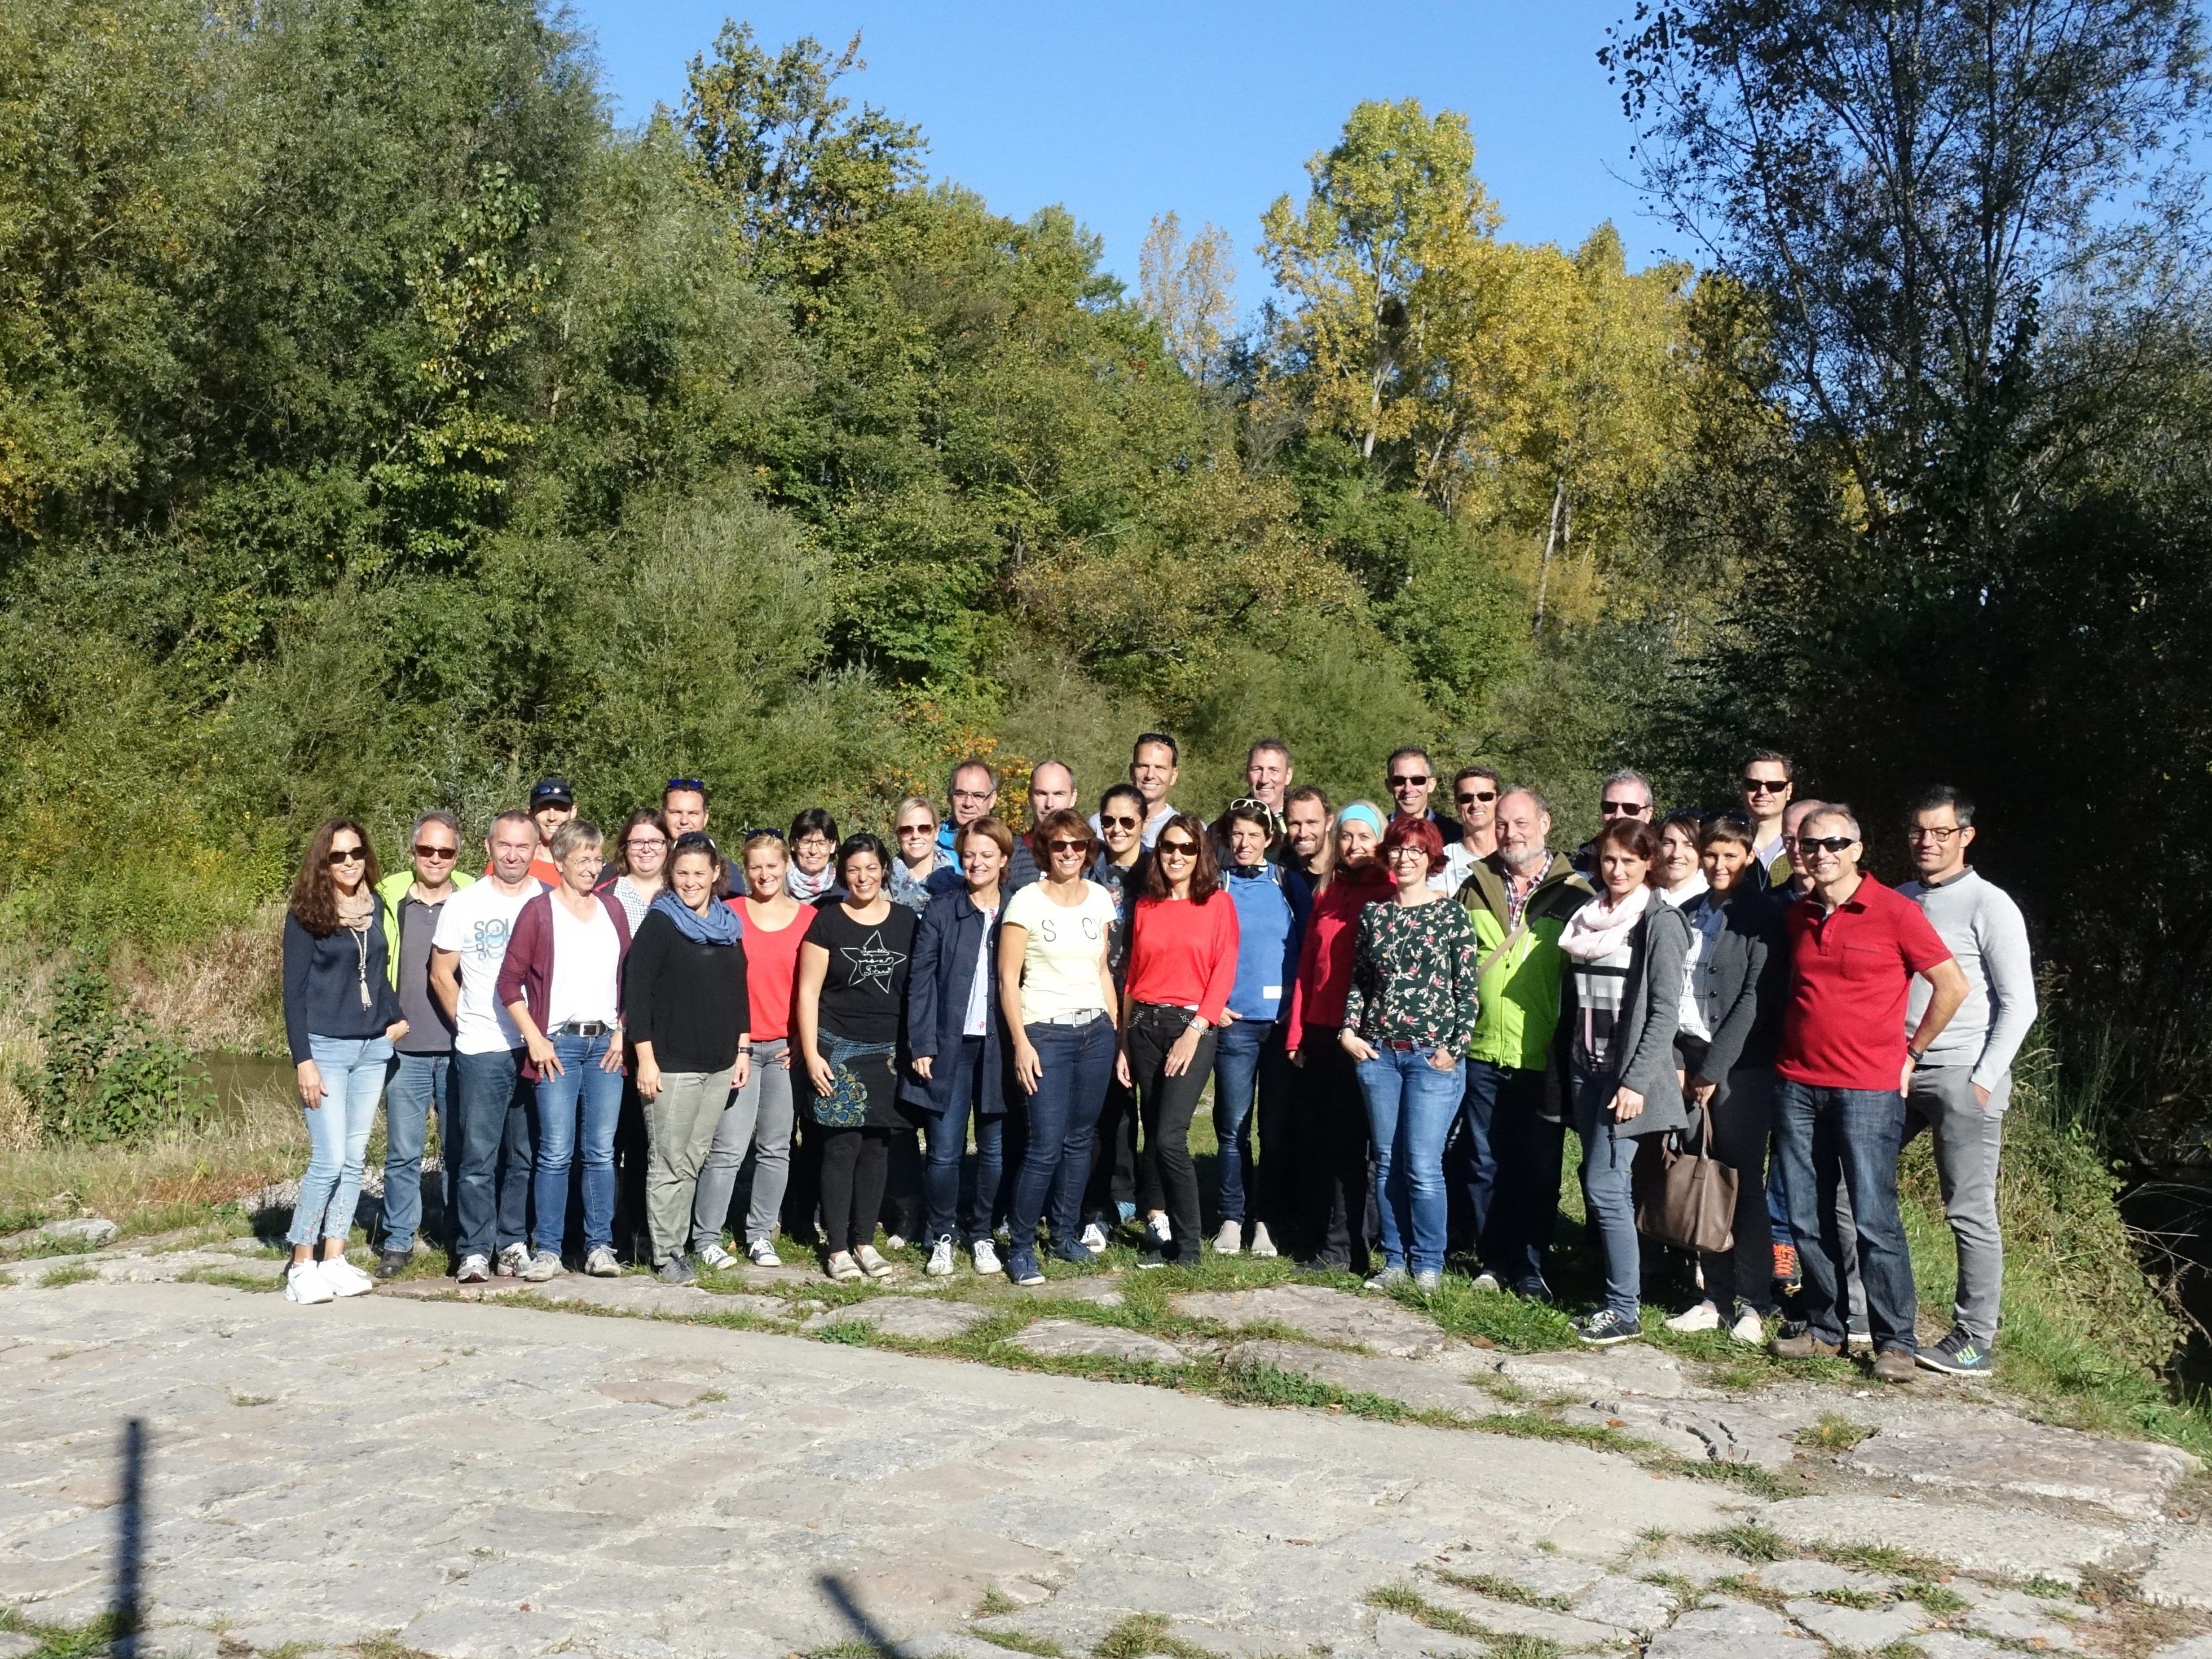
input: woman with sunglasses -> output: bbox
[1119,813,1240,1268]
[795,833,917,1281]
[281,819,408,1303]
[1078,783,1151,1253]
[1285,802,1392,1274]
[1554,816,1691,1345]
[604,810,673,928]
[1002,809,1121,1284]
[887,796,953,914]
[626,833,751,1283]
[1341,817,1478,1293]
[786,808,842,903]
[1209,801,1304,1258]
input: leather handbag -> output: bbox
[1632,1104,1738,1254]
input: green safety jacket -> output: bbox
[1454,852,1594,1073]
[375,866,476,988]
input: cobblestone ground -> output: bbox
[6,1251,2212,1659]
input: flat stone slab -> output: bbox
[1417,1580,1631,1646]
[1008,1319,1186,1365]
[1572,1572,1678,1631]
[1596,1394,1811,1468]
[1223,1339,1494,1418]
[528,1277,787,1319]
[1763,1494,2127,1583]
[1842,1410,2200,1519]
[1170,1284,1448,1356]
[40,1216,119,1247]
[1785,1597,1931,1647]
[1752,1559,1897,1595]
[1488,1344,1694,1399]
[1429,1546,1606,1602]
[1640,1546,1760,1587]
[1019,1277,1126,1305]
[800,1296,994,1341]
[1957,1587,2096,1649]
[1646,1599,1823,1659]
[2145,1535,2212,1610]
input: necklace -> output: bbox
[335,888,374,1009]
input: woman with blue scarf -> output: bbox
[624,833,752,1284]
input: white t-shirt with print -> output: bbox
[1002,880,1117,1022]
[432,878,543,1054]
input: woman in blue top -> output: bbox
[1209,801,1305,1258]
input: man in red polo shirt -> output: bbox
[1769,804,1967,1383]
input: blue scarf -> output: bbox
[650,887,742,946]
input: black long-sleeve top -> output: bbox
[283,912,403,1063]
[623,908,752,1073]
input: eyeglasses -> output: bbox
[1386,846,1429,860]
[949,788,993,804]
[1157,839,1199,857]
[1907,825,1963,843]
[1799,834,1855,854]
[1387,774,1432,789]
[412,843,457,860]
[1600,800,1649,817]
[327,847,367,865]
[1456,789,1498,806]
[1742,776,1789,794]
[623,837,666,851]
[1099,813,1139,830]
[1047,838,1089,853]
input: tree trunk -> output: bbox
[1532,474,1565,639]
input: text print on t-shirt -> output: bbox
[1030,911,1104,944]
[469,915,513,962]
[840,930,908,993]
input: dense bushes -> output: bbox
[12,966,211,1146]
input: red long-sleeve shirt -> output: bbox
[1124,892,1241,1023]
[1285,864,1392,1052]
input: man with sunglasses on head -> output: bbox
[1237,739,1294,837]
[661,778,710,839]
[372,811,475,1277]
[1769,805,1967,1384]
[1437,766,1502,897]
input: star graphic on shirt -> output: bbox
[841,930,908,995]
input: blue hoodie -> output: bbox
[1223,862,1304,1022]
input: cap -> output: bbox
[528,776,575,808]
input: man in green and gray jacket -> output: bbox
[1449,787,1593,1300]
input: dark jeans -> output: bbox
[1083,1075,1140,1225]
[1446,1058,1510,1258]
[1485,1066,1564,1288]
[452,1046,534,1263]
[1210,1017,1290,1229]
[817,1125,891,1255]
[1292,1027,1373,1271]
[919,1036,1007,1245]
[1011,1016,1117,1253]
[1774,1078,1918,1352]
[881,1127,924,1241]
[1129,1003,1218,1262]
[379,1051,454,1255]
[1570,1064,1641,1321]
[1699,1066,1777,1317]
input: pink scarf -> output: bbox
[1559,884,1650,962]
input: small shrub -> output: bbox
[12,965,211,1146]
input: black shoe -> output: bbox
[656,1254,696,1285]
[1916,1326,1994,1375]
[374,1250,412,1280]
[1573,1308,1643,1346]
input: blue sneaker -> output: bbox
[1115,1201,1136,1225]
[1007,1248,1046,1287]
[1916,1326,1994,1375]
[1049,1238,1093,1266]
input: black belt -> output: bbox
[551,1020,612,1038]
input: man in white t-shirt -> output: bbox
[432,811,544,1284]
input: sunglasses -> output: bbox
[1742,777,1789,795]
[1047,838,1089,853]
[1799,834,1855,854]
[1157,839,1199,857]
[1099,813,1139,830]
[1227,797,1275,816]
[895,823,937,836]
[672,832,720,857]
[1600,800,1648,816]
[327,847,367,865]
[664,778,705,795]
[1456,789,1498,806]
[412,843,457,860]
[1387,774,1432,789]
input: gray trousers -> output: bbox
[644,1067,734,1266]
[690,1038,796,1249]
[1904,1064,2007,1345]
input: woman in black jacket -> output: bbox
[1663,813,1787,1344]
[901,816,1012,1277]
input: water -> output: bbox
[198,1051,291,1115]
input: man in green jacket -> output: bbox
[1450,788,1593,1300]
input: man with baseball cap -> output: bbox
[524,778,575,886]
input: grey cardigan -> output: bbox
[1686,888,1789,1080]
[1554,900,1691,1138]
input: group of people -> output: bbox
[276,735,2034,1382]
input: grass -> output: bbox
[1363,1589,1563,1659]
[1094,1613,1224,1659]
[1426,1568,1572,1611]
[1695,1525,1962,1586]
[1795,1413,1875,1451]
[972,1631,1067,1658]
[0,1610,122,1659]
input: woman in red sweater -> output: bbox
[1117,813,1240,1267]
[1284,801,1392,1273]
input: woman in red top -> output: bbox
[1284,801,1392,1273]
[1117,813,1240,1267]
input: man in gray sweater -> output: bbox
[1898,785,2038,1376]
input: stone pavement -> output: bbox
[5,1261,2212,1659]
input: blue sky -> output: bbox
[569,2,1661,314]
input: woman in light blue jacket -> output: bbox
[1208,802,1307,1258]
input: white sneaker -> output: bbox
[971,1239,1002,1275]
[826,1251,864,1283]
[1729,1307,1768,1345]
[583,1247,620,1278]
[1214,1220,1243,1256]
[884,1234,907,1252]
[926,1237,956,1276]
[1248,1222,1278,1258]
[285,1260,335,1304]
[693,1241,735,1271]
[1146,1213,1173,1247]
[520,1249,565,1283]
[1080,1223,1109,1257]
[854,1245,894,1278]
[1666,1300,1723,1334]
[495,1243,529,1278]
[456,1253,491,1285]
[1470,1271,1501,1294]
[318,1256,375,1297]
[745,1237,780,1267]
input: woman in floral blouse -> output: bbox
[1341,815,1480,1294]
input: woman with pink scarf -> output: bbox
[1553,816,1689,1346]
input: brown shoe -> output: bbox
[1769,1323,1844,1360]
[1871,1346,1918,1385]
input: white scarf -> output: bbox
[1559,883,1651,962]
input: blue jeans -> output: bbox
[1010,1016,1116,1253]
[1570,1064,1642,1321]
[1355,1043,1463,1275]
[380,1052,453,1255]
[291,1036,393,1249]
[919,1036,1006,1244]
[1210,1018,1269,1225]
[531,1030,623,1256]
[453,1047,535,1262]
[1774,1079,1918,1352]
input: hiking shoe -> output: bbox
[826,1251,864,1283]
[1470,1270,1501,1294]
[1214,1219,1243,1256]
[1769,1322,1843,1360]
[854,1245,894,1279]
[1728,1306,1769,1345]
[1575,1308,1642,1346]
[375,1250,413,1280]
[1363,1264,1411,1293]
[1666,1301,1722,1334]
[925,1237,956,1277]
[1080,1223,1110,1256]
[884,1234,907,1253]
[520,1249,564,1283]
[456,1254,491,1285]
[1916,1327,1994,1376]
[693,1241,736,1271]
[1772,1241,1800,1287]
[1871,1346,1919,1385]
[1413,1270,1442,1295]
[496,1243,530,1278]
[656,1255,697,1285]
[1007,1249,1046,1287]
[284,1261,334,1305]
[745,1237,781,1268]
[584,1247,620,1278]
[971,1239,1002,1275]
[1248,1222,1278,1258]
